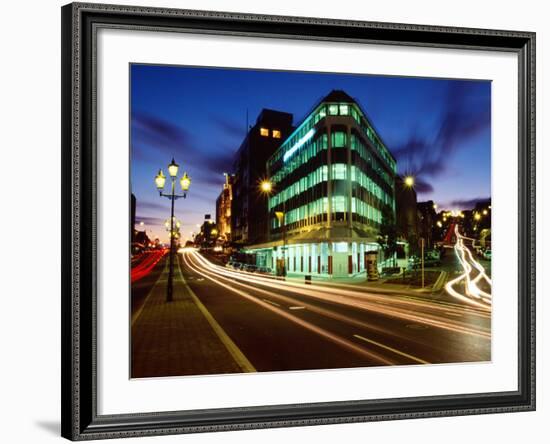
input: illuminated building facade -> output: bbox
[246,90,397,277]
[215,173,234,243]
[231,109,294,246]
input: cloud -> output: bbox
[393,82,490,181]
[413,178,434,194]
[447,197,491,209]
[131,112,192,160]
[210,115,246,139]
[135,200,168,213]
[134,215,165,226]
[132,112,238,179]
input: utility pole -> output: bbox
[421,237,425,288]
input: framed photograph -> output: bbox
[61,2,536,440]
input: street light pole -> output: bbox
[155,158,191,303]
[167,176,176,302]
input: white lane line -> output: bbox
[262,299,281,307]
[353,334,430,365]
[289,306,305,310]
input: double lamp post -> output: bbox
[155,158,191,302]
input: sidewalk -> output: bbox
[131,257,254,378]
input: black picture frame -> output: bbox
[61,2,536,440]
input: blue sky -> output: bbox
[131,64,491,242]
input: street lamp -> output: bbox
[155,158,191,302]
[260,179,287,276]
[260,180,272,193]
[404,175,415,188]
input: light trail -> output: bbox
[183,250,434,343]
[183,249,490,339]
[181,252,397,365]
[187,248,489,320]
[445,225,492,308]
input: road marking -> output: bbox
[177,258,256,373]
[353,334,430,365]
[289,306,305,310]
[262,299,281,307]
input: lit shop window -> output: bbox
[260,127,269,137]
[272,129,281,139]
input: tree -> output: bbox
[377,206,398,267]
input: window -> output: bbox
[332,131,346,148]
[339,104,349,115]
[332,195,346,213]
[328,104,339,115]
[332,163,347,180]
[260,127,269,137]
[272,129,281,139]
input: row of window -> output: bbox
[268,163,392,211]
[271,195,383,229]
[306,102,396,172]
[351,135,394,187]
[270,129,394,193]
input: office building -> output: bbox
[245,90,397,277]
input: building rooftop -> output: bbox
[321,89,356,104]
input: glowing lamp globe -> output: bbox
[180,173,191,191]
[155,170,166,190]
[167,158,179,178]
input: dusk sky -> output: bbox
[131,64,491,243]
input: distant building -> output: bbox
[134,230,150,248]
[463,199,491,239]
[395,176,418,247]
[195,217,218,249]
[130,193,136,243]
[417,200,437,249]
[215,173,234,243]
[231,109,294,246]
[246,90,398,277]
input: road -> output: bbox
[179,249,491,373]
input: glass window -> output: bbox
[272,129,281,139]
[318,106,326,119]
[339,104,349,115]
[332,131,346,148]
[332,163,346,180]
[333,195,346,212]
[260,127,269,137]
[333,242,348,253]
[328,104,339,115]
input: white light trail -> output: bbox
[445,225,492,308]
[184,250,490,339]
[181,252,396,365]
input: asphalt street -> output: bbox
[178,249,491,373]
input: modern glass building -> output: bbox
[245,90,397,277]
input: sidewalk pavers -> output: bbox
[131,257,252,378]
